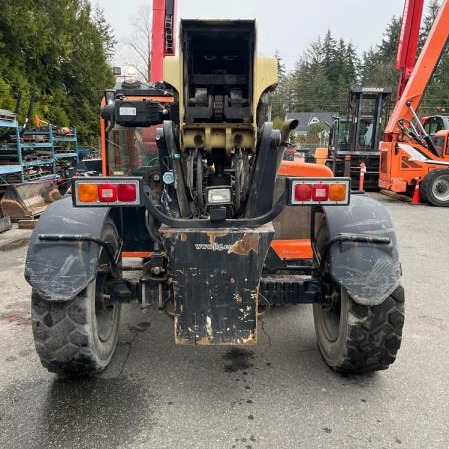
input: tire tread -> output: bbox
[32,292,99,376]
[337,285,405,373]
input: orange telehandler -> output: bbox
[380,0,449,206]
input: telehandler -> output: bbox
[25,18,404,377]
[380,0,449,206]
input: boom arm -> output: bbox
[149,0,176,82]
[395,0,425,101]
[385,0,449,137]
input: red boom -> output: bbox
[149,0,176,82]
[395,0,425,101]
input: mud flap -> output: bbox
[318,194,401,306]
[160,224,274,345]
[25,197,112,301]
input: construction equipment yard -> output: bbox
[0,192,447,449]
[3,1,449,448]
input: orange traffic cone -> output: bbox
[411,180,421,205]
[359,163,366,191]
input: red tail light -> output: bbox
[287,177,350,205]
[118,183,137,202]
[98,184,118,202]
[312,184,329,201]
[294,184,312,201]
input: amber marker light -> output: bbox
[329,183,347,201]
[77,184,98,202]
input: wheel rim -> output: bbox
[319,285,342,342]
[95,274,117,342]
[432,175,449,202]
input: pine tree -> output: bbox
[271,52,295,121]
[420,1,449,114]
[360,16,400,96]
[288,32,358,113]
[93,4,117,61]
[0,0,115,146]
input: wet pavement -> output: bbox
[0,194,448,449]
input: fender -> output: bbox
[25,197,113,301]
[317,194,401,306]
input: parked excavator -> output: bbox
[24,3,405,377]
[380,0,449,206]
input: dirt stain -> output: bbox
[223,348,254,372]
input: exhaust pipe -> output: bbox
[280,119,299,144]
[277,119,299,171]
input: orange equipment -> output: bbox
[379,0,449,206]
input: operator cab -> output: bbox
[433,129,449,156]
[101,73,174,178]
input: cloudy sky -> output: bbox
[93,0,432,71]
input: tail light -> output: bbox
[98,184,118,202]
[72,177,142,207]
[287,178,350,205]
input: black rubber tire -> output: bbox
[313,211,405,373]
[420,169,449,206]
[31,219,121,376]
[313,285,405,373]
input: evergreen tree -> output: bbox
[419,1,449,114]
[93,3,117,61]
[271,52,294,121]
[0,0,115,146]
[360,16,401,96]
[288,32,358,113]
[360,0,449,115]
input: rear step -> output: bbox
[259,276,326,306]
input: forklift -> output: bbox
[317,85,391,190]
[380,0,449,206]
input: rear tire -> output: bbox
[420,169,449,206]
[313,212,405,373]
[31,219,121,376]
[313,285,404,373]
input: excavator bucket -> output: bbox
[0,205,12,233]
[0,181,61,220]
